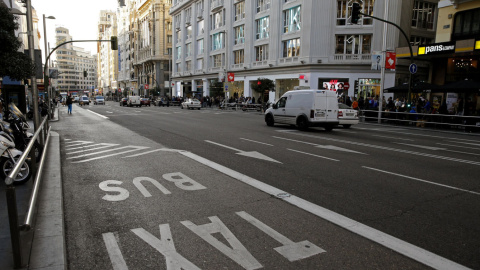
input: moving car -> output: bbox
[94,96,105,105]
[127,96,142,107]
[181,98,201,110]
[140,98,151,106]
[337,103,359,128]
[79,96,89,106]
[73,96,79,103]
[119,98,127,106]
[264,89,339,131]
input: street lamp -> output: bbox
[43,14,55,119]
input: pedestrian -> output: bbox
[66,94,73,114]
[352,97,359,110]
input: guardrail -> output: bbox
[360,109,480,132]
[220,102,263,111]
[5,116,50,268]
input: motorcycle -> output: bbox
[0,131,32,185]
[26,102,48,120]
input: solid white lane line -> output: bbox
[372,135,414,141]
[102,233,129,270]
[122,149,165,158]
[446,141,480,147]
[287,149,339,162]
[240,138,274,146]
[363,166,480,196]
[180,151,469,270]
[86,109,109,119]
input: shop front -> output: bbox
[225,81,245,101]
[275,79,300,100]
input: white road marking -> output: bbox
[274,133,480,166]
[66,143,119,152]
[437,142,480,151]
[372,135,414,141]
[71,147,150,163]
[67,146,139,159]
[102,232,129,270]
[240,138,274,146]
[106,111,113,113]
[86,109,109,119]
[316,145,367,154]
[236,211,326,261]
[446,141,480,147]
[363,166,480,196]
[65,141,94,148]
[122,149,166,158]
[394,143,447,150]
[287,149,339,162]
[179,150,470,270]
[205,140,281,163]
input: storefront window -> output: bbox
[358,79,381,99]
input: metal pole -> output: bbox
[6,186,22,268]
[27,0,40,135]
[378,0,388,123]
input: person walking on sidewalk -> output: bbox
[66,94,73,114]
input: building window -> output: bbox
[196,58,204,69]
[167,35,172,43]
[196,0,204,15]
[257,0,270,13]
[234,49,244,64]
[186,60,192,71]
[283,6,301,33]
[176,30,182,43]
[234,25,245,45]
[176,62,181,72]
[212,32,224,51]
[197,39,204,54]
[256,16,269,40]
[186,26,193,39]
[335,34,371,54]
[283,38,300,57]
[410,35,433,46]
[255,44,269,61]
[452,8,480,40]
[212,54,222,67]
[186,43,192,57]
[337,0,374,26]
[235,1,245,21]
[176,46,182,59]
[197,20,204,35]
[211,10,224,30]
[411,0,436,30]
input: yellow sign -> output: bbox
[418,47,426,55]
[475,40,480,50]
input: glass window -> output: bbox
[283,38,300,57]
[197,39,204,54]
[185,60,192,71]
[234,49,244,64]
[212,32,224,51]
[176,62,181,72]
[211,10,224,30]
[176,46,182,59]
[197,20,204,35]
[212,54,222,67]
[234,25,245,45]
[335,34,371,54]
[186,43,192,57]
[411,0,436,30]
[255,44,269,61]
[257,0,270,13]
[235,1,245,21]
[283,6,301,33]
[186,26,193,39]
[196,58,204,69]
[452,8,480,40]
[256,16,270,40]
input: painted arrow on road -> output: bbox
[205,140,282,163]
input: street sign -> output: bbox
[344,82,350,90]
[385,52,396,70]
[224,85,228,92]
[145,84,149,90]
[227,73,234,82]
[409,63,418,74]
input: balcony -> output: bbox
[211,0,224,12]
[332,54,371,63]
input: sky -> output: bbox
[32,0,119,59]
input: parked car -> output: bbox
[79,96,89,106]
[337,103,359,128]
[264,89,339,131]
[140,98,151,106]
[181,98,201,110]
[127,96,142,107]
[94,96,105,105]
[119,98,128,106]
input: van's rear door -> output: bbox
[325,94,339,121]
[313,91,327,120]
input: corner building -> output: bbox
[169,0,435,101]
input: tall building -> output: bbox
[54,27,97,96]
[169,0,439,101]
[97,10,118,96]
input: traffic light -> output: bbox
[111,36,118,50]
[351,3,361,24]
[83,70,87,78]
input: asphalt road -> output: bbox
[54,101,479,269]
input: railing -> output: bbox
[220,102,263,112]
[359,109,480,132]
[5,116,50,268]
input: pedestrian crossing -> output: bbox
[64,139,176,163]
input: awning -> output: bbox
[384,82,442,93]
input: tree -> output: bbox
[0,5,35,81]
[251,77,275,110]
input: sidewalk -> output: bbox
[0,106,66,270]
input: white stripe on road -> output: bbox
[67,146,149,160]
[437,142,480,151]
[240,138,274,146]
[86,109,109,119]
[372,135,414,141]
[71,148,150,163]
[102,232,129,270]
[363,166,480,196]
[122,149,167,158]
[67,143,120,154]
[287,149,339,162]
[179,150,470,270]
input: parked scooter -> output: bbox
[0,131,32,185]
[26,102,48,120]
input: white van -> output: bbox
[127,96,141,107]
[264,89,339,131]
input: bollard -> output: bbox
[6,185,23,268]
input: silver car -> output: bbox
[94,96,105,105]
[338,103,359,128]
[181,98,201,110]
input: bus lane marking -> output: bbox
[102,232,129,270]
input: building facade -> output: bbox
[97,10,118,96]
[169,0,441,102]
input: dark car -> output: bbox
[120,98,128,106]
[140,98,151,106]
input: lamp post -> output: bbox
[219,30,228,106]
[43,14,55,119]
